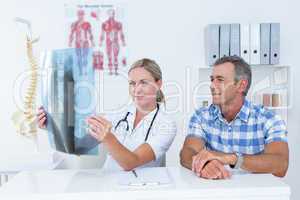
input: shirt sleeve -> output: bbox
[264,112,288,144]
[146,117,177,160]
[186,110,207,142]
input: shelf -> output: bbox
[198,65,290,70]
[266,106,290,110]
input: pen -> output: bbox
[132,170,138,178]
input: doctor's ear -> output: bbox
[156,80,162,89]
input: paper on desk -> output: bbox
[117,167,172,186]
[0,151,64,173]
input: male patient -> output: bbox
[180,56,289,179]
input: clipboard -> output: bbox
[117,167,172,187]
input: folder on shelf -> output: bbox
[270,23,280,64]
[260,23,271,64]
[220,24,230,58]
[205,24,220,66]
[250,23,260,65]
[240,24,250,63]
[230,23,240,57]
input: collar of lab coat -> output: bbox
[126,103,160,132]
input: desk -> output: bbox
[0,152,104,187]
[0,152,63,187]
[0,167,290,200]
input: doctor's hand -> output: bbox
[37,106,47,129]
[86,116,113,142]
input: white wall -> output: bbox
[1,0,299,199]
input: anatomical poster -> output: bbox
[65,3,128,76]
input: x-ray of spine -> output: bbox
[41,48,98,155]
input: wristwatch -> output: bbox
[230,153,244,169]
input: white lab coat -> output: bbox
[103,104,177,171]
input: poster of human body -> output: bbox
[65,3,128,75]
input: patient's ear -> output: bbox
[238,79,248,94]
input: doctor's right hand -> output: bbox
[37,106,47,129]
[86,116,113,142]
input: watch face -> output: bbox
[237,153,243,157]
[235,154,244,169]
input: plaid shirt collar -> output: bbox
[210,99,251,123]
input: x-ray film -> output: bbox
[41,48,98,155]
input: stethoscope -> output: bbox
[114,104,160,142]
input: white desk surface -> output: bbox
[0,167,290,200]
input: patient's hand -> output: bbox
[197,160,231,180]
[37,106,47,129]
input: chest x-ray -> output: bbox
[40,48,98,155]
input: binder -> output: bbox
[205,24,220,66]
[230,23,240,57]
[260,23,271,64]
[220,24,230,58]
[250,23,261,65]
[240,24,250,63]
[270,23,280,64]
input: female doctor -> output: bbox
[38,58,177,171]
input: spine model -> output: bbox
[12,36,39,137]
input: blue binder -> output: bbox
[230,24,240,57]
[270,23,280,64]
[205,24,220,66]
[260,23,271,65]
[220,24,230,58]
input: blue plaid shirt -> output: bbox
[187,99,287,155]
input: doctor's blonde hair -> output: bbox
[129,58,165,104]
